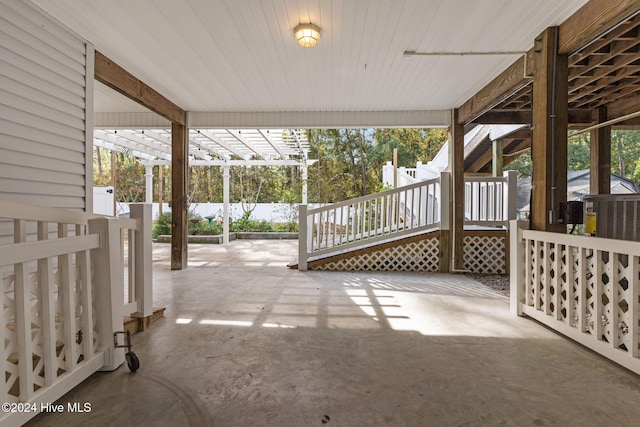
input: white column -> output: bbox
[129,203,153,318]
[223,165,230,245]
[302,163,308,205]
[510,220,527,316]
[144,164,153,204]
[88,216,125,371]
[298,204,308,271]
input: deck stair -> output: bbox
[295,170,517,273]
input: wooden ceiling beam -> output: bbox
[569,18,640,66]
[558,0,640,55]
[471,109,592,125]
[503,140,532,167]
[457,0,640,125]
[94,51,185,126]
[569,39,640,85]
[457,57,531,125]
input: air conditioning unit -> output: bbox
[583,194,640,241]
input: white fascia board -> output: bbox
[188,110,451,128]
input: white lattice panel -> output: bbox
[520,230,640,371]
[463,235,506,274]
[312,237,439,272]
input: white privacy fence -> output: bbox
[510,220,640,375]
[0,201,152,425]
[298,173,448,270]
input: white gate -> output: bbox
[0,201,151,425]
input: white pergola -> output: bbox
[93,127,313,243]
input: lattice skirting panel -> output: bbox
[463,234,506,274]
[311,237,440,272]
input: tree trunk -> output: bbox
[358,130,368,195]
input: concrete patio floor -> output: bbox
[27,240,640,426]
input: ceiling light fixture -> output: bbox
[294,23,321,48]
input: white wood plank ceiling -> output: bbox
[31,0,588,115]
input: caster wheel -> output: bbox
[126,352,140,372]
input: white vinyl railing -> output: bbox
[465,170,518,228]
[0,201,152,426]
[510,220,640,375]
[298,173,448,270]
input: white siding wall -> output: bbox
[0,0,90,210]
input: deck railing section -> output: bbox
[465,170,517,228]
[510,220,640,375]
[0,201,151,425]
[298,173,447,270]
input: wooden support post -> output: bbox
[492,138,504,177]
[531,27,568,233]
[450,109,465,271]
[590,107,611,195]
[171,122,188,270]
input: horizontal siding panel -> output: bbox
[0,58,85,108]
[0,107,85,141]
[0,178,85,197]
[0,0,87,212]
[1,0,86,63]
[0,148,85,175]
[0,88,85,131]
[1,121,85,154]
[0,135,84,163]
[0,21,85,78]
[0,193,86,209]
[0,46,85,98]
[0,163,84,187]
[0,74,84,113]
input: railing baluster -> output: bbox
[566,246,575,327]
[594,250,603,340]
[534,240,541,309]
[78,248,94,360]
[38,221,57,386]
[58,224,77,373]
[14,219,34,401]
[631,255,639,358]
[608,252,617,349]
[543,242,551,314]
[554,244,562,320]
[578,247,587,333]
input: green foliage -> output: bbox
[308,128,447,203]
[152,212,172,238]
[505,130,640,189]
[505,150,532,178]
[567,131,591,171]
[190,220,223,235]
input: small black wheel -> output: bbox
[126,352,140,372]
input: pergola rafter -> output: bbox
[226,129,270,160]
[94,130,171,161]
[94,128,310,164]
[94,126,311,245]
[258,129,289,159]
